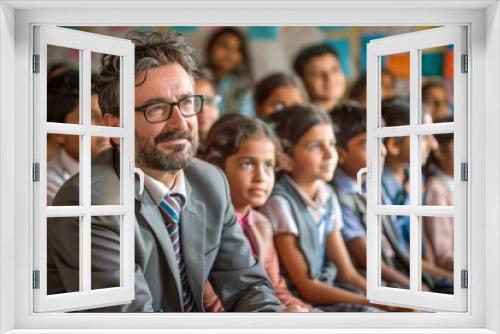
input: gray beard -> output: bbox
[135,135,198,171]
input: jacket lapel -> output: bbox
[134,180,184,307]
[180,178,206,311]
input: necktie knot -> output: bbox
[159,193,183,225]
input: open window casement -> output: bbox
[33,26,138,312]
[365,26,468,312]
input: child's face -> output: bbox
[256,85,304,120]
[385,136,410,164]
[423,85,451,120]
[303,54,346,104]
[224,136,276,213]
[209,32,243,75]
[195,79,220,141]
[290,123,338,183]
[337,132,367,178]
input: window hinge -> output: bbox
[461,162,468,181]
[32,270,40,289]
[461,54,468,73]
[32,54,40,73]
[32,163,40,182]
[461,270,468,289]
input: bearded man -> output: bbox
[48,32,288,313]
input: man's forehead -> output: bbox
[135,65,194,95]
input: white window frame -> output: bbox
[365,26,468,312]
[0,1,499,333]
[32,26,136,312]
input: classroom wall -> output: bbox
[49,26,452,89]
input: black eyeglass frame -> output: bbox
[134,94,205,123]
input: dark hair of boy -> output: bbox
[269,104,331,155]
[381,96,410,127]
[330,101,366,149]
[47,69,79,123]
[292,44,340,79]
[200,113,281,169]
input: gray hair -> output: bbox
[95,31,200,117]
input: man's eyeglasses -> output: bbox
[135,95,204,123]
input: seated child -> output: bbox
[423,115,455,272]
[382,97,453,289]
[200,113,311,312]
[254,72,306,120]
[194,68,220,146]
[330,101,410,289]
[261,104,389,312]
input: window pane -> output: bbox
[421,133,454,206]
[421,216,454,294]
[421,45,454,123]
[379,215,410,290]
[91,215,122,290]
[47,134,81,206]
[47,45,81,125]
[47,216,81,295]
[380,137,411,206]
[91,137,122,205]
[380,52,410,127]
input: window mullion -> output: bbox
[409,48,421,293]
[80,48,92,294]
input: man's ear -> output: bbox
[385,137,401,157]
[278,152,295,173]
[103,113,120,127]
[103,113,121,147]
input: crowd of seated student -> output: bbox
[48,28,456,312]
[196,30,455,309]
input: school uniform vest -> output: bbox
[272,176,338,291]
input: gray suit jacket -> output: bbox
[48,148,282,312]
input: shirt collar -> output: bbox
[284,174,331,210]
[143,170,187,208]
[333,168,358,194]
[382,165,409,204]
[60,149,79,176]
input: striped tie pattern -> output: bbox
[159,193,197,312]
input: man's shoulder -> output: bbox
[184,158,225,183]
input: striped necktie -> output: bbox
[159,193,197,312]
